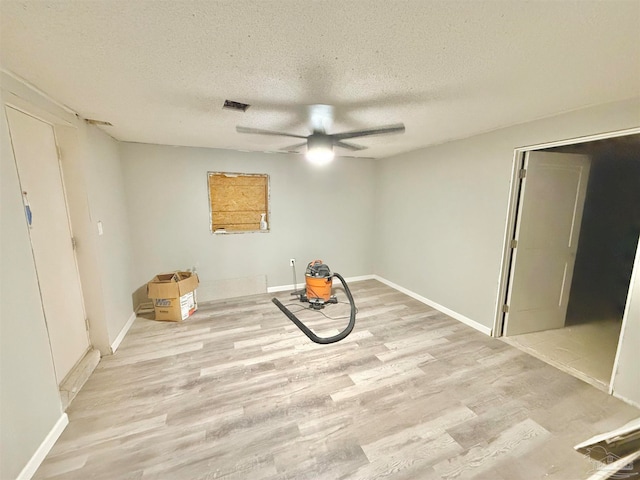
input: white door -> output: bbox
[504,151,591,336]
[5,106,89,383]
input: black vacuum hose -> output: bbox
[271,272,356,344]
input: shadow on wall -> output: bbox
[132,284,149,312]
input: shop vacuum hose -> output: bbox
[271,272,356,344]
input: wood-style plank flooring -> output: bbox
[34,280,639,479]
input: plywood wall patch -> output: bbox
[208,172,269,233]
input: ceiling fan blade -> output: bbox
[334,140,367,151]
[332,123,405,141]
[236,126,307,139]
[280,142,308,152]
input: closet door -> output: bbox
[504,151,590,335]
[6,106,89,383]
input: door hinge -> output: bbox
[510,239,518,249]
[519,168,527,179]
[502,304,509,313]
[84,317,90,330]
[71,237,77,249]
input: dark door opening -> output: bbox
[503,133,640,390]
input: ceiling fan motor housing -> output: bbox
[307,133,333,151]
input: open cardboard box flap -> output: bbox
[147,271,199,299]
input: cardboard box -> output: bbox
[147,271,199,321]
[153,291,196,322]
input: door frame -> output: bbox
[493,126,640,339]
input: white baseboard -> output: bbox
[267,283,298,293]
[373,275,492,336]
[338,274,376,283]
[110,312,136,353]
[267,274,375,293]
[267,274,492,336]
[17,413,69,480]
[612,390,640,409]
[59,348,101,410]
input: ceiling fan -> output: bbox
[236,105,405,165]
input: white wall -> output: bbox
[374,98,640,331]
[120,143,376,302]
[80,125,134,343]
[0,95,63,480]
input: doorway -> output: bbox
[499,132,640,391]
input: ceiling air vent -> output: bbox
[223,100,250,112]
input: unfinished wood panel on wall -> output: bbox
[208,172,268,232]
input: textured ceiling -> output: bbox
[1,1,639,158]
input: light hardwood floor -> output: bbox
[34,280,639,479]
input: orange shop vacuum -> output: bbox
[272,260,357,344]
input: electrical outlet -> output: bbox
[289,258,296,267]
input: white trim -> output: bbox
[17,413,69,480]
[517,126,640,152]
[267,283,299,293]
[611,391,640,410]
[373,275,492,336]
[3,94,75,128]
[2,68,77,115]
[267,274,375,293]
[492,149,524,337]
[610,236,640,396]
[336,274,376,283]
[110,312,136,353]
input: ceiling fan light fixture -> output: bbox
[306,146,335,166]
[306,134,334,165]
